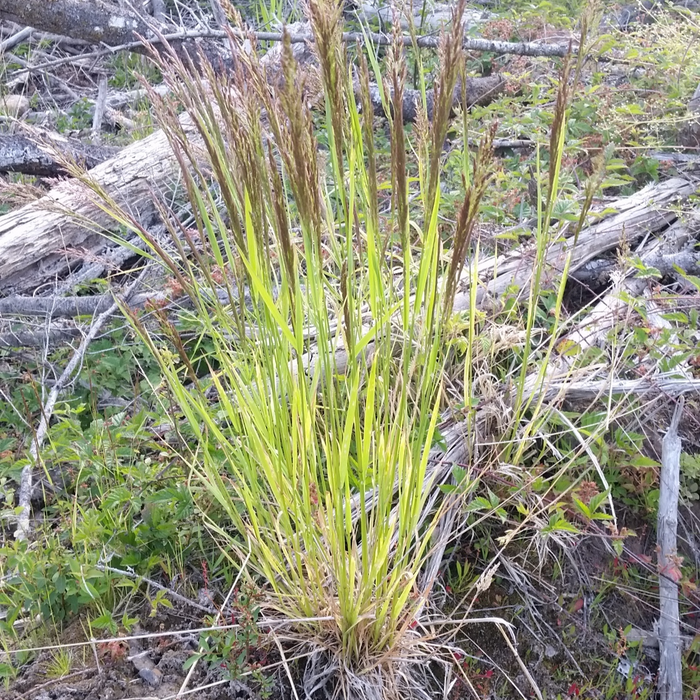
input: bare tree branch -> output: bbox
[0,326,81,349]
[0,291,167,318]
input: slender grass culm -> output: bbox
[73,0,567,697]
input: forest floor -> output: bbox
[1,1,700,699]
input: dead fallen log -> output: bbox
[0,132,119,176]
[0,51,503,295]
[0,0,155,51]
[0,325,81,349]
[564,217,699,351]
[0,120,189,293]
[452,177,696,313]
[0,0,575,62]
[0,290,168,318]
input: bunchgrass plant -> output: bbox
[77,0,578,696]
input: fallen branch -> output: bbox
[0,0,155,51]
[0,290,167,317]
[0,120,178,292]
[526,375,700,403]
[564,217,698,351]
[0,325,81,348]
[367,75,505,121]
[657,397,684,700]
[1,0,574,73]
[453,177,696,313]
[0,25,32,52]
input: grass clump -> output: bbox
[76,0,575,696]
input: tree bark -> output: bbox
[0,0,154,48]
[0,0,573,59]
[0,120,187,292]
[0,132,119,176]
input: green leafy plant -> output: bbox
[185,583,273,696]
[680,452,700,502]
[56,98,93,133]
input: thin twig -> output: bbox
[4,616,337,655]
[96,564,214,615]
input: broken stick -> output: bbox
[657,397,684,700]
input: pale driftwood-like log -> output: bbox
[0,0,573,62]
[452,177,696,313]
[0,132,119,176]
[0,325,81,348]
[0,121,187,292]
[307,179,696,390]
[0,291,167,318]
[657,398,684,700]
[526,375,700,404]
[564,218,699,351]
[355,1,494,34]
[346,182,697,549]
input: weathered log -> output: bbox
[0,132,119,176]
[0,290,168,318]
[0,0,155,51]
[0,325,81,349]
[452,177,696,312]
[564,218,698,351]
[0,120,190,292]
[0,42,503,295]
[0,0,574,60]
